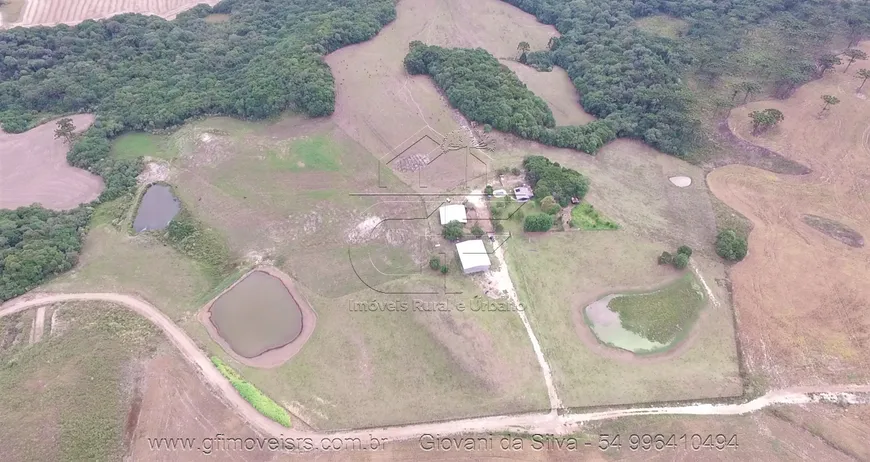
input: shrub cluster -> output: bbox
[716,229,748,262]
[441,220,465,241]
[523,156,589,207]
[658,245,692,270]
[524,213,553,232]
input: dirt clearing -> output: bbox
[708,41,870,387]
[4,0,220,28]
[0,114,104,210]
[501,60,596,126]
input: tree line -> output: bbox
[404,42,617,153]
[0,0,397,301]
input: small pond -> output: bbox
[209,271,304,358]
[584,294,667,353]
[133,184,180,233]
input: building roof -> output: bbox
[514,186,533,197]
[439,204,467,224]
[455,240,492,271]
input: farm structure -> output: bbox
[513,185,533,202]
[455,239,492,274]
[439,204,468,224]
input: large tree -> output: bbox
[818,53,843,75]
[819,94,841,114]
[843,48,868,72]
[739,81,762,103]
[857,68,870,91]
[53,118,76,144]
[749,109,785,135]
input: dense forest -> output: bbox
[499,0,870,156]
[0,206,91,300]
[404,42,617,153]
[0,0,396,301]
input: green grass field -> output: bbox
[0,302,161,462]
[267,135,342,171]
[608,273,706,344]
[49,114,550,430]
[570,203,619,230]
[111,133,174,161]
[504,228,742,407]
[219,273,549,430]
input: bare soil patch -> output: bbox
[198,266,316,369]
[802,214,864,248]
[500,60,596,126]
[127,350,278,462]
[708,41,870,387]
[705,111,812,175]
[7,0,220,27]
[0,114,104,210]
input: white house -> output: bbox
[439,204,467,225]
[513,185,533,202]
[455,240,492,274]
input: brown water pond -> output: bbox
[209,271,304,358]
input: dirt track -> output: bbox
[2,292,868,444]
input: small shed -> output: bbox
[455,240,492,274]
[439,204,467,225]
[514,185,533,202]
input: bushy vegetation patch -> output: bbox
[523,156,589,206]
[441,220,465,241]
[165,209,231,280]
[658,245,692,269]
[211,357,291,427]
[0,206,91,301]
[405,43,617,153]
[608,274,706,344]
[716,229,748,262]
[523,213,553,232]
[570,203,618,230]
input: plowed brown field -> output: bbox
[0,114,104,210]
[708,42,870,387]
[3,0,219,27]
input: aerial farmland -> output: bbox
[1,0,869,460]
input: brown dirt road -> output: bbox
[0,114,104,210]
[2,292,869,446]
[708,42,870,388]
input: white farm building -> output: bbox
[455,240,492,274]
[439,204,467,225]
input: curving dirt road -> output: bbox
[2,292,869,444]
